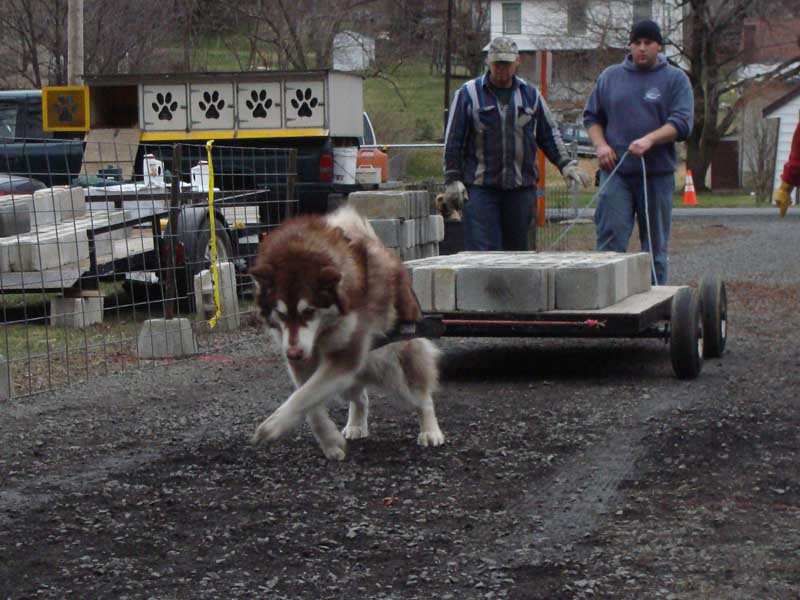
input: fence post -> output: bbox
[164,143,182,319]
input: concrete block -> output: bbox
[555,259,618,309]
[193,261,241,332]
[0,195,32,236]
[0,354,10,400]
[137,318,198,358]
[414,265,457,311]
[369,219,401,248]
[50,296,104,328]
[429,215,445,242]
[16,229,89,271]
[457,266,555,312]
[402,219,416,248]
[55,186,87,220]
[348,191,414,219]
[421,242,439,258]
[627,252,653,294]
[32,188,64,228]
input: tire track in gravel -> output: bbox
[485,385,694,568]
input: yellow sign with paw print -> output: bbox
[42,86,90,132]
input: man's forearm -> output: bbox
[642,123,679,147]
[587,124,608,149]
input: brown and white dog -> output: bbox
[249,205,445,460]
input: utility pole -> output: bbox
[67,0,84,85]
[443,0,453,132]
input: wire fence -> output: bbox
[0,139,297,398]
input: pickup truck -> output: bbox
[0,90,83,186]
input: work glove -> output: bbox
[562,161,592,189]
[443,180,468,211]
[775,180,793,218]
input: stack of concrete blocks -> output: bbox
[0,211,125,272]
[50,291,104,328]
[193,261,241,332]
[137,318,198,359]
[406,251,652,313]
[346,190,444,260]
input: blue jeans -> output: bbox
[463,185,535,251]
[595,171,675,285]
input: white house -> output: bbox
[333,31,375,72]
[487,0,685,118]
[763,85,800,203]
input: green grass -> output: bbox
[363,61,460,144]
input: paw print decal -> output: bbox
[246,89,273,119]
[152,92,178,121]
[291,88,318,118]
[54,94,79,123]
[199,90,225,119]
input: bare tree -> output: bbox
[673,0,800,191]
[746,108,778,203]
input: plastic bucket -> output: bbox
[332,147,358,184]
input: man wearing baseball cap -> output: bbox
[583,20,694,285]
[443,36,591,251]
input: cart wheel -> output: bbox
[670,287,703,379]
[699,275,727,358]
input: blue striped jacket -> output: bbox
[444,73,572,189]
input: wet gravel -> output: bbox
[1,211,799,599]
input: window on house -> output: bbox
[633,0,652,23]
[568,0,587,35]
[503,3,522,35]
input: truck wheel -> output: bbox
[670,287,703,380]
[699,275,727,358]
[178,217,233,308]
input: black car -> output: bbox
[0,173,47,196]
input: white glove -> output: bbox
[562,162,592,189]
[443,180,468,211]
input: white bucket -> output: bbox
[143,154,164,187]
[332,147,358,185]
[191,161,210,191]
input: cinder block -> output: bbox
[50,296,104,328]
[348,191,414,219]
[193,261,241,332]
[137,318,198,358]
[412,265,457,312]
[457,265,555,312]
[402,219,416,248]
[0,197,32,237]
[16,229,89,271]
[369,219,402,248]
[32,188,65,228]
[429,215,444,242]
[555,259,618,309]
[55,186,86,220]
[627,252,653,294]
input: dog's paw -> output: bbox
[251,409,299,445]
[342,425,369,440]
[321,442,347,461]
[417,428,445,447]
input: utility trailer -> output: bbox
[384,250,727,380]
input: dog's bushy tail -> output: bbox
[325,204,379,243]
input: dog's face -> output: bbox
[251,262,344,363]
[435,193,462,221]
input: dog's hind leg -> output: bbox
[307,405,347,460]
[342,385,369,440]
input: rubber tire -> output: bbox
[178,218,233,308]
[670,287,703,380]
[699,275,727,358]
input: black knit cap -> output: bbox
[630,19,663,44]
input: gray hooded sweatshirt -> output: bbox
[583,53,693,176]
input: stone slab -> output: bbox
[137,318,198,358]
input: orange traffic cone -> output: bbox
[683,170,698,206]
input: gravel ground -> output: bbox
[1,212,799,599]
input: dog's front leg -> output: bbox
[342,385,369,440]
[252,365,353,445]
[307,405,347,460]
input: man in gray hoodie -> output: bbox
[583,20,693,285]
